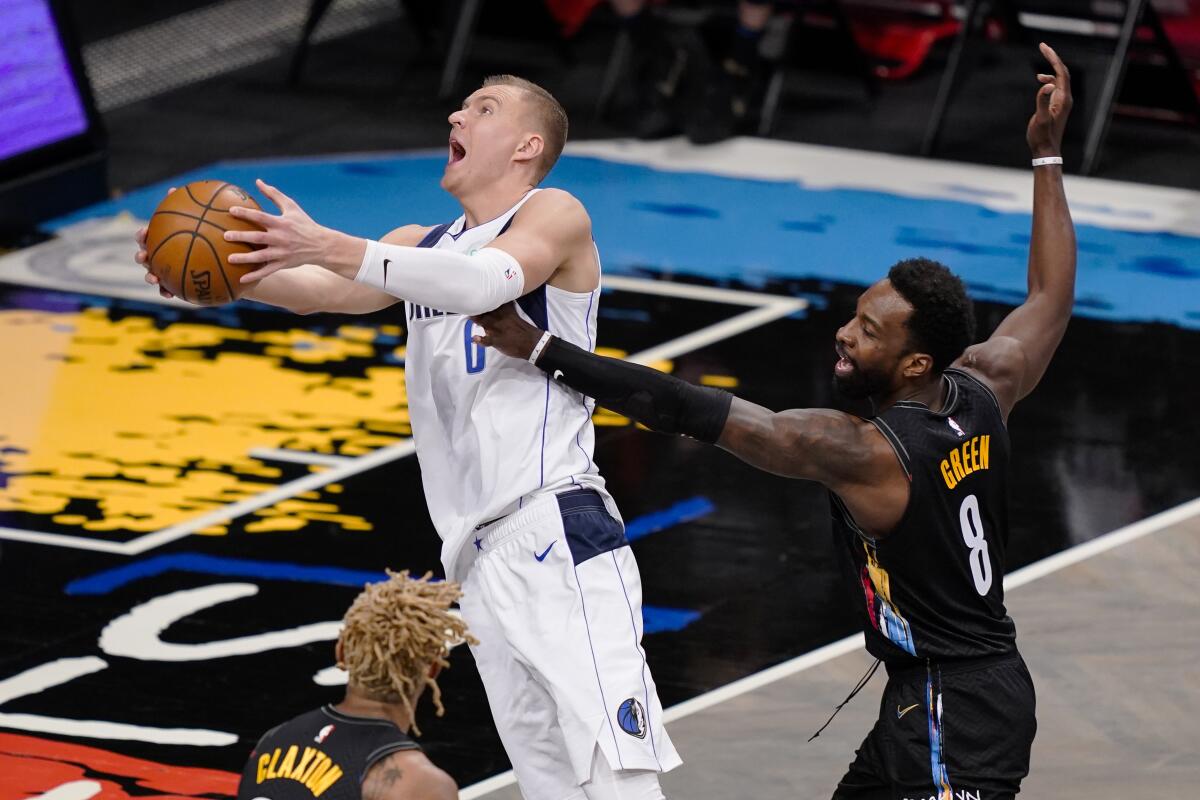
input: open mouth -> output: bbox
[448,137,467,164]
[834,343,855,377]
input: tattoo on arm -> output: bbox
[362,763,404,800]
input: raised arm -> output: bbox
[954,43,1076,417]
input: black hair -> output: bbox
[886,258,976,373]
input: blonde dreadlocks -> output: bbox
[339,570,476,736]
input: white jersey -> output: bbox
[403,189,619,579]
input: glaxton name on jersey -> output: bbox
[254,744,344,797]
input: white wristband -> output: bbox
[528,331,552,365]
[1032,156,1063,168]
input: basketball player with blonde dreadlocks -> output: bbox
[238,571,475,800]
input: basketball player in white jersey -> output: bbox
[135,75,679,799]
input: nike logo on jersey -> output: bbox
[896,703,920,719]
[535,541,556,561]
[552,370,564,381]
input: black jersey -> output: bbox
[237,705,421,800]
[832,368,1018,665]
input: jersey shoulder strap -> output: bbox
[944,367,1004,418]
[417,222,453,248]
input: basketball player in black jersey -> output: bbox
[238,571,472,800]
[468,44,1075,800]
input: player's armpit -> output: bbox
[954,336,1027,421]
[490,189,597,292]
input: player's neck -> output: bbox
[877,373,948,413]
[457,180,535,229]
[334,690,415,733]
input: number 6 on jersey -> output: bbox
[464,320,486,374]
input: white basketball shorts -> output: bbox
[458,488,681,799]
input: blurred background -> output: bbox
[4,0,1199,234]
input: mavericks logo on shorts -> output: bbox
[617,698,647,739]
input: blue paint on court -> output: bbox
[47,151,1200,328]
[642,607,703,633]
[64,552,386,595]
[626,496,716,543]
[64,547,703,633]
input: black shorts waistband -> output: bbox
[884,651,1019,681]
[473,488,605,531]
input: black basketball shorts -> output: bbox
[833,653,1036,800]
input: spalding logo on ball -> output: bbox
[617,697,647,739]
[144,180,266,306]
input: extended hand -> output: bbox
[1027,43,1072,157]
[225,179,333,283]
[470,303,545,361]
[134,186,177,299]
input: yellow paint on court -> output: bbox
[0,307,409,538]
[0,304,737,539]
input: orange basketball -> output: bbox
[144,180,265,305]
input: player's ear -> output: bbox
[903,351,933,379]
[334,636,346,669]
[514,133,544,165]
[427,662,443,681]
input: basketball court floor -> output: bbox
[1,138,1198,799]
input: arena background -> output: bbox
[2,2,1198,799]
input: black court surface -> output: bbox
[1,250,1198,797]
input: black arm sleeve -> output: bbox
[536,336,733,444]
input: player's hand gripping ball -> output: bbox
[143,181,265,305]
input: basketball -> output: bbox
[144,180,264,305]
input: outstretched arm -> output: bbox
[134,187,409,314]
[469,304,904,531]
[954,43,1076,418]
[224,184,592,315]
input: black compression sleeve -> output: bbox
[536,336,733,444]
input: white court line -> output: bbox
[121,439,419,555]
[247,448,355,467]
[29,781,102,800]
[665,494,1200,720]
[459,494,1200,799]
[567,138,1200,237]
[0,278,804,555]
[631,300,806,367]
[604,275,798,307]
[0,527,130,555]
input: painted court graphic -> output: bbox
[2,139,1198,798]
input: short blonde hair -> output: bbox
[483,74,568,183]
[339,570,476,735]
